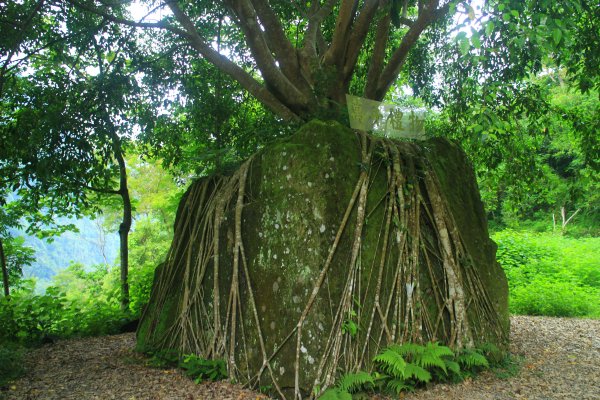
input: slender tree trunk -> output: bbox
[1,238,9,298]
[111,133,132,313]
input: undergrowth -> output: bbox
[317,341,502,399]
[493,230,600,318]
[146,349,227,384]
[0,342,25,388]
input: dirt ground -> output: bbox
[2,316,599,399]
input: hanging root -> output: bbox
[138,132,507,399]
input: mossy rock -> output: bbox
[136,120,509,398]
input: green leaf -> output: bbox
[106,51,116,63]
[485,21,495,36]
[471,31,481,49]
[403,363,432,382]
[459,37,470,56]
[338,371,374,393]
[552,28,562,45]
[467,5,475,21]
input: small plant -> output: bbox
[145,348,227,384]
[318,341,495,399]
[146,348,180,368]
[180,354,227,383]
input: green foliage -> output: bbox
[146,349,227,384]
[180,354,227,383]
[494,230,600,317]
[0,342,25,387]
[0,266,127,345]
[338,371,374,393]
[320,342,494,398]
[318,388,352,400]
[456,349,489,371]
[146,348,180,368]
[1,236,35,292]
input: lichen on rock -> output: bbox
[136,120,509,399]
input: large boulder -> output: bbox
[137,120,509,398]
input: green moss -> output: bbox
[137,120,509,395]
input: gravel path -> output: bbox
[2,316,599,399]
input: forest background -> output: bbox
[0,0,598,387]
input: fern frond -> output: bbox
[403,363,432,383]
[338,371,374,393]
[318,388,352,400]
[458,349,489,369]
[373,348,407,377]
[425,342,455,358]
[386,377,413,394]
[445,360,461,375]
[418,352,447,373]
[387,343,425,359]
[479,342,504,364]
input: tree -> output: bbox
[71,0,598,124]
[0,3,146,311]
[71,0,460,121]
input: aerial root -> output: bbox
[140,134,506,399]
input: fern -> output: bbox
[386,377,414,394]
[338,371,374,393]
[326,341,494,398]
[445,360,461,375]
[417,342,455,373]
[457,349,490,369]
[478,342,504,365]
[373,347,407,376]
[318,388,352,400]
[403,363,432,383]
[387,343,425,359]
[424,342,454,358]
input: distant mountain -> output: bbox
[10,217,119,289]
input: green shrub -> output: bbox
[0,342,25,387]
[493,230,600,318]
[510,278,599,317]
[145,349,227,384]
[0,277,125,346]
[180,355,228,383]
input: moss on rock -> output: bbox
[136,120,509,398]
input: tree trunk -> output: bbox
[111,133,132,313]
[1,238,9,298]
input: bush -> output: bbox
[0,342,25,387]
[493,230,600,318]
[0,276,125,346]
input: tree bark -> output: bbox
[106,128,132,313]
[1,238,9,298]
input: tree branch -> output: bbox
[85,185,120,195]
[225,0,310,112]
[364,11,391,98]
[322,0,358,67]
[0,0,45,96]
[167,0,300,121]
[342,0,380,85]
[67,0,186,35]
[250,0,303,84]
[303,0,337,58]
[375,0,448,100]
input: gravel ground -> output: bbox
[2,316,599,400]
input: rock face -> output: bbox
[136,120,509,398]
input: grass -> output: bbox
[493,229,600,318]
